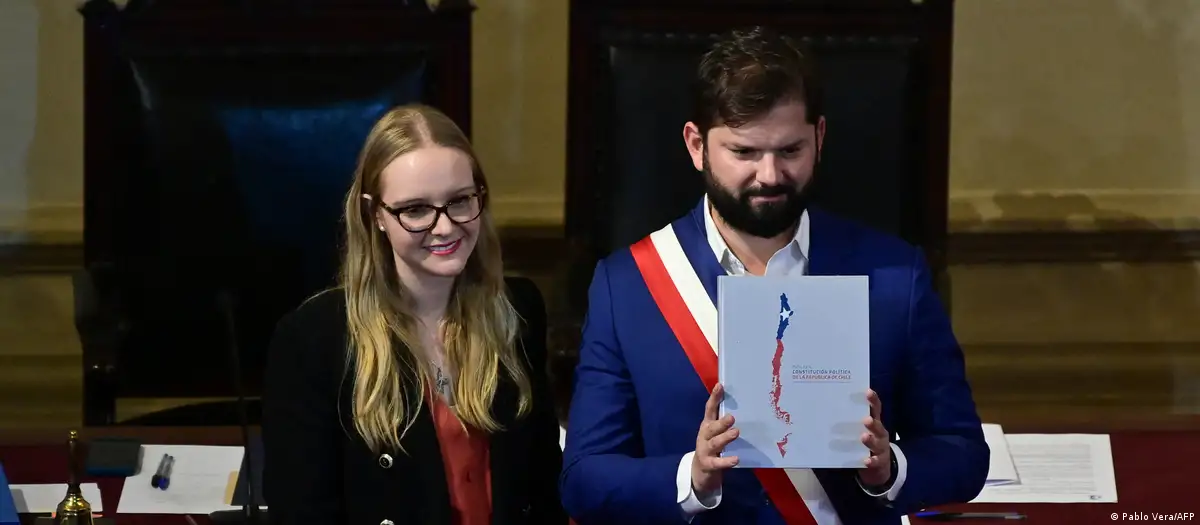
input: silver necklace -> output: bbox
[434,364,453,406]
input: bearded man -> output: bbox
[559,26,989,525]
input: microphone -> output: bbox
[209,290,269,525]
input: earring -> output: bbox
[378,225,386,232]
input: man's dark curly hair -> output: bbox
[692,26,824,137]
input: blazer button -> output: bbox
[379,454,393,469]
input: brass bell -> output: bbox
[53,430,93,525]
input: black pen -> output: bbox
[914,511,1026,521]
[158,455,175,490]
[150,453,169,489]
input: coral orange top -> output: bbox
[430,394,493,525]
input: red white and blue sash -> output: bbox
[630,220,834,525]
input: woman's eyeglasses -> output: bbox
[377,189,486,233]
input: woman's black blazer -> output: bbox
[262,277,567,525]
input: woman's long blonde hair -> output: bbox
[340,104,532,453]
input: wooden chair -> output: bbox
[552,0,956,411]
[76,0,474,426]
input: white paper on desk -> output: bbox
[8,483,104,513]
[981,423,1019,485]
[117,445,245,514]
[971,434,1117,503]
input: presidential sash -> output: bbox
[630,221,826,525]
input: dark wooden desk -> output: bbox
[1,427,248,525]
[911,429,1199,524]
[3,426,1198,524]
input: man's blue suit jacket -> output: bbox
[560,201,989,525]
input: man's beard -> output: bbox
[703,155,816,239]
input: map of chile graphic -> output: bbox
[770,293,795,457]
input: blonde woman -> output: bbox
[263,104,566,525]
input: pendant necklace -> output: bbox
[434,363,453,406]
